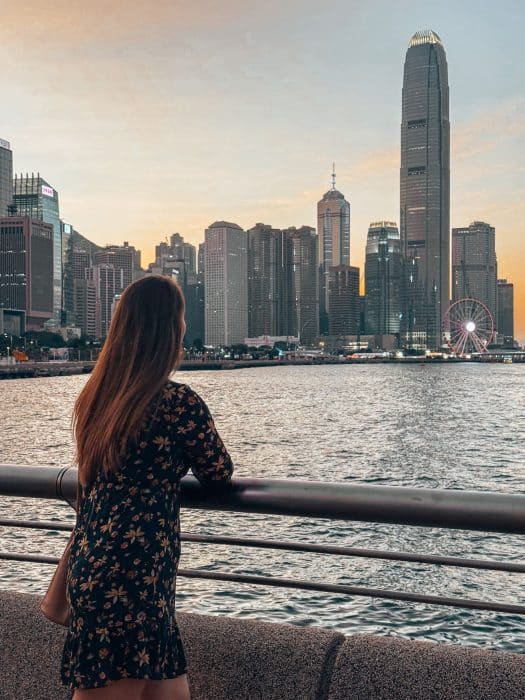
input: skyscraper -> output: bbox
[170,233,196,274]
[85,264,117,339]
[328,265,360,336]
[497,279,514,344]
[452,221,497,325]
[247,223,294,337]
[0,140,13,217]
[204,221,248,346]
[62,228,102,331]
[13,174,62,321]
[0,216,53,327]
[154,234,196,274]
[284,226,318,345]
[198,242,206,275]
[150,233,203,345]
[95,241,141,293]
[400,30,450,349]
[61,222,74,325]
[75,277,97,339]
[184,273,205,345]
[317,167,350,333]
[365,221,403,335]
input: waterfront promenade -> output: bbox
[0,351,524,379]
[2,589,525,699]
[1,466,525,699]
[1,363,524,645]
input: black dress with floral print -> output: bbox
[60,381,233,690]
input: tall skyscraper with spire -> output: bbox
[317,165,351,333]
[400,30,450,349]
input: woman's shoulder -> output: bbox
[162,380,202,404]
[159,381,210,423]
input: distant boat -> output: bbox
[503,356,513,364]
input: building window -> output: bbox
[407,119,427,129]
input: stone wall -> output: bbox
[0,590,524,699]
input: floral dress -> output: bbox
[60,381,233,690]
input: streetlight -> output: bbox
[298,318,315,349]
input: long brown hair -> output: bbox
[74,275,185,488]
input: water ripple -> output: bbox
[0,365,524,649]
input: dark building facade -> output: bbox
[13,174,62,320]
[284,226,319,345]
[198,242,205,275]
[247,223,294,337]
[497,279,514,343]
[400,30,450,349]
[452,221,497,325]
[0,216,53,327]
[74,278,97,339]
[365,221,402,335]
[184,272,205,345]
[61,222,75,325]
[0,140,13,217]
[328,265,360,336]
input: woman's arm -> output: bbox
[167,385,234,485]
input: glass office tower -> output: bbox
[365,221,402,336]
[400,30,450,349]
[13,174,62,321]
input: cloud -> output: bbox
[452,97,525,162]
[346,149,398,181]
[1,1,249,44]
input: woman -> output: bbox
[60,275,234,699]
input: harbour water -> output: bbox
[0,364,524,651]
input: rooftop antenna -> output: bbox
[331,162,336,191]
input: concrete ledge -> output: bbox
[0,590,70,700]
[177,611,343,700]
[327,634,525,700]
[0,590,524,699]
[0,591,343,700]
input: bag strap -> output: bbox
[74,476,83,527]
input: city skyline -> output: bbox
[1,1,523,339]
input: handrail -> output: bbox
[1,550,524,615]
[1,463,525,534]
[2,517,525,572]
[1,464,525,616]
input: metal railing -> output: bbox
[1,464,525,615]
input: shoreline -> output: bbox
[0,354,522,379]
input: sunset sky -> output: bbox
[2,0,524,339]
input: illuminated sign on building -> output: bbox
[0,139,10,150]
[42,185,54,198]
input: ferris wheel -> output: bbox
[443,298,494,355]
